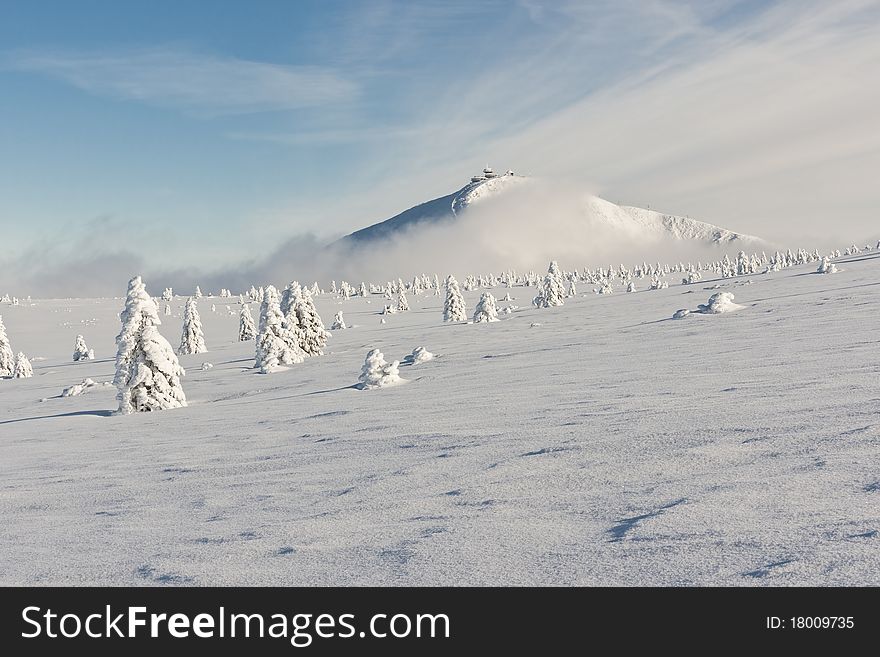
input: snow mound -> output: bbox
[672,309,691,320]
[403,347,434,365]
[696,292,744,314]
[61,378,104,397]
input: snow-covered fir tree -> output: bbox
[443,275,467,322]
[397,289,409,312]
[0,315,16,377]
[359,282,368,297]
[533,273,565,308]
[473,292,499,323]
[13,352,32,378]
[238,305,256,341]
[255,285,304,373]
[194,286,203,299]
[331,311,346,330]
[568,280,577,297]
[294,288,330,356]
[358,349,402,389]
[278,282,307,354]
[161,287,173,301]
[626,281,637,293]
[548,260,565,290]
[73,335,95,361]
[280,281,300,318]
[164,303,172,316]
[114,276,187,414]
[179,297,207,354]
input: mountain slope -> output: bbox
[342,170,761,248]
[344,171,527,243]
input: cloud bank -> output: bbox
[0,180,780,299]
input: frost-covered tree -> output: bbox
[164,303,172,316]
[648,275,668,290]
[397,290,409,312]
[238,305,256,341]
[13,352,32,378]
[533,273,565,308]
[359,282,368,297]
[331,311,346,330]
[255,285,304,373]
[626,281,636,293]
[548,260,565,289]
[280,281,301,317]
[0,315,15,377]
[161,287,173,301]
[294,288,330,356]
[568,280,577,297]
[433,274,441,296]
[817,257,838,274]
[473,292,499,323]
[194,286,203,299]
[114,276,187,414]
[443,275,467,322]
[358,349,402,389]
[73,335,95,361]
[179,297,207,354]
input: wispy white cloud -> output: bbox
[4,47,358,115]
[319,0,880,246]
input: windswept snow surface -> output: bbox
[1,253,879,585]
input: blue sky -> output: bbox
[2,0,880,283]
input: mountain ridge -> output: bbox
[341,168,762,248]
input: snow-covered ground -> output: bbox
[1,252,878,586]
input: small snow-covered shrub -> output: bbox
[73,335,95,361]
[358,349,403,389]
[672,309,690,320]
[331,311,346,330]
[817,257,838,274]
[649,275,668,290]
